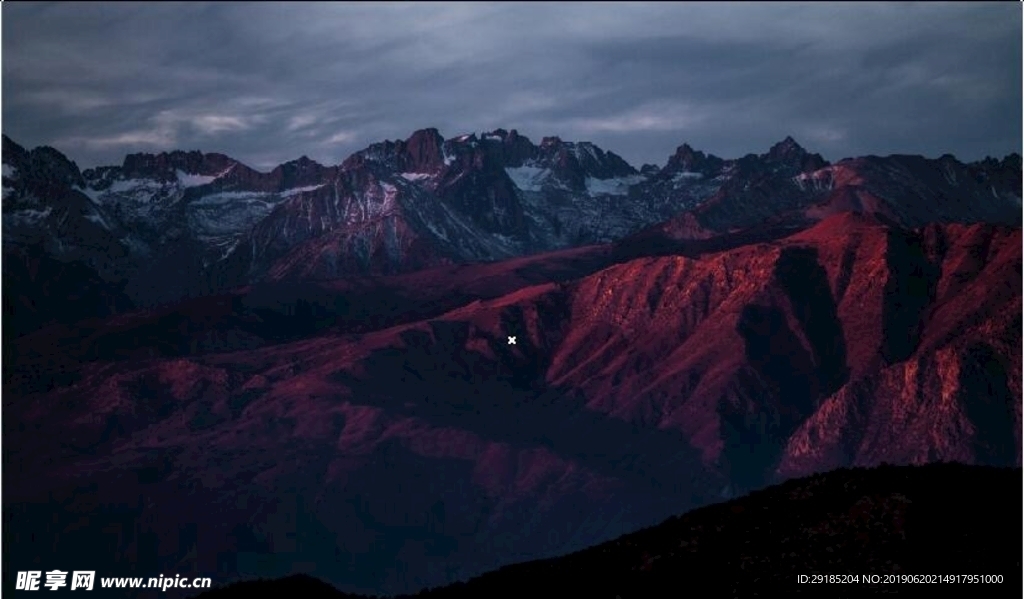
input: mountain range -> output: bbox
[2,129,1021,596]
[3,129,1019,315]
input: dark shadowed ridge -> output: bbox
[189,463,1022,599]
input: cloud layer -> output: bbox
[3,2,1020,170]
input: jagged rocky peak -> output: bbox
[403,128,446,173]
[532,135,638,181]
[673,142,700,158]
[482,128,522,142]
[33,147,84,180]
[478,128,523,146]
[344,140,395,170]
[574,143,637,178]
[767,135,805,159]
[936,153,968,172]
[349,128,637,179]
[1,137,85,188]
[344,129,443,173]
[276,154,325,174]
[663,142,724,177]
[640,163,661,176]
[479,128,538,167]
[967,154,1021,173]
[503,129,529,145]
[972,156,1002,169]
[448,132,479,144]
[446,131,541,175]
[285,155,321,167]
[120,149,235,181]
[666,142,706,170]
[765,136,828,173]
[964,152,1023,196]
[2,134,28,164]
[267,155,332,189]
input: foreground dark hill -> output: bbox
[190,463,1022,599]
[4,212,1019,596]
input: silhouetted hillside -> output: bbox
[191,463,1022,598]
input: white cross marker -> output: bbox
[507,336,517,345]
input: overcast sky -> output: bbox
[2,2,1021,171]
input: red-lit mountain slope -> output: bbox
[3,212,1019,596]
[4,244,615,393]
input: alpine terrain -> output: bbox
[2,129,1021,597]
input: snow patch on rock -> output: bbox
[192,191,273,206]
[176,170,217,188]
[107,178,165,195]
[505,166,550,193]
[5,207,52,225]
[585,175,644,196]
[281,184,326,197]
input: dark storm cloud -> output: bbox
[2,2,1020,170]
